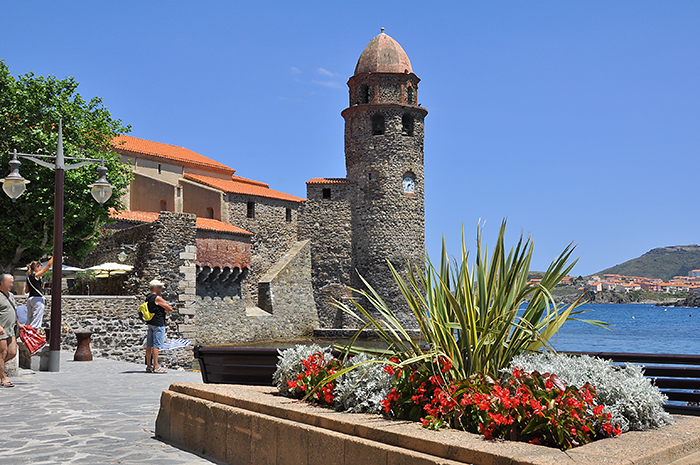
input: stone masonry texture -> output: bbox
[16,295,192,367]
[227,194,300,307]
[194,240,318,345]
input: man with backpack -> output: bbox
[144,279,173,373]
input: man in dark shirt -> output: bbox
[145,279,173,374]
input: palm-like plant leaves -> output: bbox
[337,220,607,379]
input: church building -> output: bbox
[103,29,426,329]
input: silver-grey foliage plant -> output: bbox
[333,352,395,414]
[273,344,332,396]
[509,353,673,432]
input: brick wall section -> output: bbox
[196,230,251,270]
[299,183,355,328]
[194,241,318,344]
[227,194,300,307]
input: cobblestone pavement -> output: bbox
[0,353,218,464]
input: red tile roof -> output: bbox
[110,209,159,223]
[231,175,269,188]
[307,177,352,184]
[196,217,252,235]
[108,209,253,235]
[112,135,236,175]
[184,173,305,203]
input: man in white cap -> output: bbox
[145,279,173,373]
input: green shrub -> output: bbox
[509,353,673,432]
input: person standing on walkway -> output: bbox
[0,273,24,387]
[24,257,53,331]
[145,279,172,374]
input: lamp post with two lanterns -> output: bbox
[0,117,114,372]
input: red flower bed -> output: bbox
[285,351,342,405]
[381,358,620,450]
[285,352,620,451]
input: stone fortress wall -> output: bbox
[298,181,355,328]
[227,194,300,308]
[68,210,314,366]
[194,240,317,346]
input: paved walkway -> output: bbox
[0,353,217,464]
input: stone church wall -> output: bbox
[227,194,300,307]
[299,182,355,327]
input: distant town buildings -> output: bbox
[583,271,700,295]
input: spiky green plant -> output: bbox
[338,220,607,379]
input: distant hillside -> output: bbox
[597,245,700,281]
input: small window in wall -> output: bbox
[402,114,414,136]
[285,207,292,222]
[371,114,385,136]
[176,186,181,197]
[206,207,214,219]
[158,163,162,174]
[406,86,414,105]
[160,199,167,211]
[322,188,331,200]
[358,84,369,104]
[247,201,255,219]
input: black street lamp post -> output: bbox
[0,117,114,372]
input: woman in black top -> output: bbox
[24,257,53,330]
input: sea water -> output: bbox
[550,303,700,354]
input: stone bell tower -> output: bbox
[302,29,427,328]
[342,28,427,326]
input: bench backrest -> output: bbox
[194,346,700,416]
[564,351,700,416]
[194,346,279,385]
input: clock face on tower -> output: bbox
[403,176,415,194]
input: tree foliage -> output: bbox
[0,60,131,270]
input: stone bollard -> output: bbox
[5,350,18,377]
[19,341,50,371]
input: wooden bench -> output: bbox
[194,346,700,416]
[564,351,700,416]
[194,346,280,385]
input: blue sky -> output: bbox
[2,2,699,275]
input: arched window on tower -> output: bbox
[402,114,414,136]
[371,114,385,136]
[406,86,414,105]
[358,84,369,105]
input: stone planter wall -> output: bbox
[156,383,700,465]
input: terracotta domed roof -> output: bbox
[354,28,413,75]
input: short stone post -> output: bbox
[4,350,18,377]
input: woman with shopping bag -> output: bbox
[24,257,52,333]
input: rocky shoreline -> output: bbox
[558,290,682,306]
[657,293,700,308]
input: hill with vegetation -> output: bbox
[597,245,700,281]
